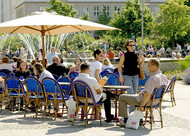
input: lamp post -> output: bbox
[140,0,145,48]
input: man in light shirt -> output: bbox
[46,47,58,64]
[75,63,114,122]
[117,58,168,126]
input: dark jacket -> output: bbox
[46,63,69,76]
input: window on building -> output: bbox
[94,6,100,16]
[83,6,89,15]
[104,6,110,16]
[115,6,120,14]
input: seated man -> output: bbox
[46,56,70,77]
[74,63,114,122]
[0,57,13,71]
[117,58,168,126]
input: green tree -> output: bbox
[98,7,112,25]
[156,0,190,47]
[79,13,90,21]
[109,0,155,40]
[46,0,77,17]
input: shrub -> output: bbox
[164,70,183,80]
[183,67,190,84]
[178,55,190,71]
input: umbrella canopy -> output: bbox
[0,11,120,66]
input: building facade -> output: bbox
[0,0,166,23]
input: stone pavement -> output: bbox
[0,81,190,136]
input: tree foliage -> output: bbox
[109,0,155,39]
[46,0,77,17]
[156,0,190,47]
[79,13,90,21]
[98,7,112,25]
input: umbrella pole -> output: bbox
[42,31,45,67]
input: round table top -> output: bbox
[103,85,131,89]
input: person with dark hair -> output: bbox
[117,58,168,126]
[15,60,31,79]
[32,62,54,82]
[89,49,104,82]
[11,56,18,71]
[74,63,114,122]
[118,40,144,114]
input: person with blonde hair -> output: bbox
[102,58,114,71]
[71,58,82,72]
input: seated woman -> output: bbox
[15,60,31,79]
[32,62,54,82]
[71,58,82,72]
[102,58,114,71]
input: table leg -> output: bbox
[114,89,122,122]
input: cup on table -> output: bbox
[20,76,24,81]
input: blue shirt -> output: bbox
[46,52,58,64]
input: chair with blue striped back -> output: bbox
[99,70,110,78]
[0,69,12,75]
[165,75,177,106]
[58,76,71,100]
[42,77,66,120]
[0,72,6,79]
[5,76,25,112]
[24,76,44,118]
[138,85,166,130]
[72,80,103,127]
[105,73,124,94]
[69,71,79,79]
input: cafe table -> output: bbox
[103,85,131,122]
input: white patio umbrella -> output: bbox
[0,11,120,66]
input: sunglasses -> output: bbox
[129,44,135,47]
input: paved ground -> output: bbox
[0,81,190,136]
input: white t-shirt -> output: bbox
[74,73,102,103]
[39,69,54,82]
[0,63,13,71]
[89,60,102,78]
